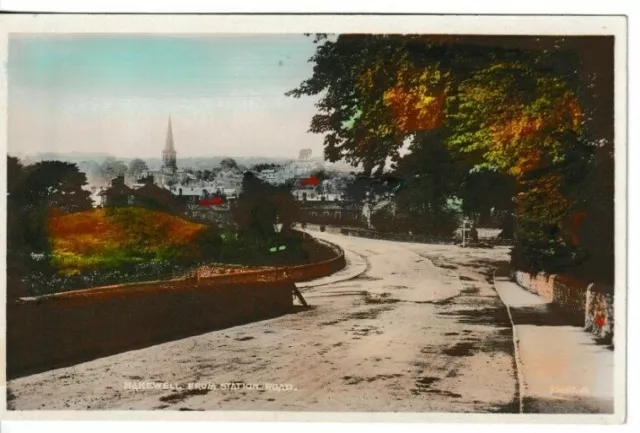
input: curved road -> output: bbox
[8,232,517,412]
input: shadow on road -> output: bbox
[509,304,584,327]
[523,395,614,414]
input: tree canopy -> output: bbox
[7,157,94,294]
[128,158,149,181]
[100,157,128,182]
[288,35,614,282]
[220,157,239,171]
[232,172,299,238]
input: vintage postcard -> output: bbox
[0,14,627,423]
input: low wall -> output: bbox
[513,270,614,344]
[192,236,346,284]
[337,227,451,245]
[7,235,346,379]
[585,283,615,344]
[286,237,346,282]
[7,279,294,379]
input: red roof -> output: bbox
[199,196,225,207]
[300,176,320,186]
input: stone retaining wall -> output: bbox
[513,270,614,345]
[585,283,615,344]
[7,236,347,378]
[7,279,294,379]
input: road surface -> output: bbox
[7,232,518,412]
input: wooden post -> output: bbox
[292,286,308,307]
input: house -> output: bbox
[167,185,202,204]
[299,201,363,226]
[258,169,277,184]
[100,175,136,207]
[292,188,342,202]
[215,169,244,189]
[134,175,185,214]
[187,205,233,228]
[99,175,186,214]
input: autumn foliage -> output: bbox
[289,35,612,282]
[47,207,213,275]
[382,66,447,134]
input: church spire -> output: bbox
[162,116,177,170]
[164,117,175,153]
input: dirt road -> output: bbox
[8,232,517,412]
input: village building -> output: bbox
[97,174,185,214]
[98,175,136,207]
[134,175,185,214]
[299,200,364,227]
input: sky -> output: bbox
[8,34,325,159]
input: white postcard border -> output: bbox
[0,13,628,424]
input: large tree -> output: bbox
[289,35,613,282]
[232,172,299,238]
[220,157,239,171]
[19,160,93,214]
[7,158,93,287]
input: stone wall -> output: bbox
[6,279,294,379]
[585,283,615,345]
[513,270,614,345]
[7,235,347,379]
[513,271,556,302]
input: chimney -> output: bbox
[112,175,125,188]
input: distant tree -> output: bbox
[251,163,282,172]
[21,161,93,214]
[344,173,396,204]
[10,159,92,256]
[202,169,214,181]
[344,175,372,204]
[232,172,299,238]
[7,156,30,299]
[460,170,516,225]
[7,156,27,252]
[77,160,103,185]
[220,157,238,171]
[100,157,128,181]
[128,158,149,181]
[370,206,396,233]
[390,130,463,235]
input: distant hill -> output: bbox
[14,152,359,182]
[28,152,118,165]
[18,151,356,168]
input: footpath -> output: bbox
[296,244,368,290]
[493,275,615,414]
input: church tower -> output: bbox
[162,117,177,171]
